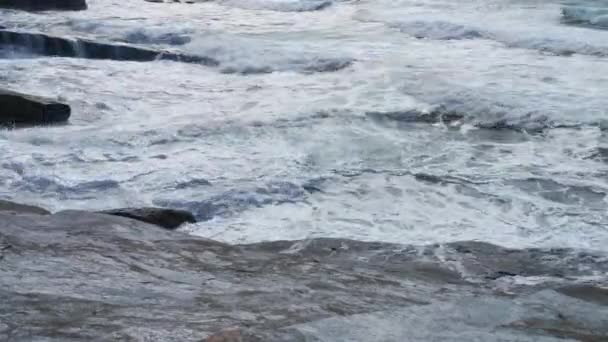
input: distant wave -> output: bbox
[184,35,353,74]
[220,0,332,12]
[389,20,486,40]
[386,19,608,57]
[66,19,193,46]
[562,6,608,30]
[156,181,309,220]
[366,104,588,133]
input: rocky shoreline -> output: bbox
[2,1,607,341]
[1,199,607,341]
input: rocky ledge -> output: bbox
[0,0,87,11]
[0,29,219,66]
[0,201,607,341]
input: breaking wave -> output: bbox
[562,6,608,30]
[220,0,332,12]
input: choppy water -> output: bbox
[1,0,607,249]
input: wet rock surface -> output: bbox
[99,207,196,229]
[0,29,219,66]
[0,0,87,11]
[1,210,606,341]
[0,89,71,127]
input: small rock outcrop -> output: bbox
[0,199,50,215]
[99,207,196,229]
[0,89,71,127]
[0,0,87,11]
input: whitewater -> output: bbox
[1,0,607,250]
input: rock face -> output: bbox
[1,209,607,341]
[99,207,196,229]
[0,0,87,11]
[0,199,50,215]
[0,89,71,127]
[0,29,219,66]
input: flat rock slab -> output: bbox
[0,0,87,11]
[0,199,50,215]
[0,89,70,127]
[99,207,196,229]
[1,210,607,341]
[0,29,219,66]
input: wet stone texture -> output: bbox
[0,210,607,341]
[0,0,87,11]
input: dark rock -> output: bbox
[99,207,196,229]
[0,29,219,66]
[0,0,87,11]
[0,199,50,215]
[0,210,607,341]
[0,89,71,127]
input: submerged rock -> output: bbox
[0,0,87,11]
[0,199,50,215]
[0,89,70,127]
[1,209,607,341]
[99,207,196,229]
[0,29,219,66]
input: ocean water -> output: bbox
[1,0,607,249]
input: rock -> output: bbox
[0,29,219,66]
[0,199,50,215]
[0,89,70,127]
[0,210,607,341]
[99,207,196,229]
[0,0,87,11]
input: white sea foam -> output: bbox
[1,0,607,251]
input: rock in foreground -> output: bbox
[1,210,607,341]
[0,0,87,11]
[99,207,196,229]
[0,89,70,127]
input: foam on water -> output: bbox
[183,33,353,74]
[220,0,333,12]
[1,0,607,251]
[562,6,608,29]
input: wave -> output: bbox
[66,19,193,46]
[220,0,332,12]
[562,6,608,30]
[155,181,309,220]
[17,176,122,198]
[0,29,351,74]
[365,104,572,132]
[508,178,606,207]
[389,20,486,40]
[184,35,353,74]
[386,19,608,57]
[504,36,608,57]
